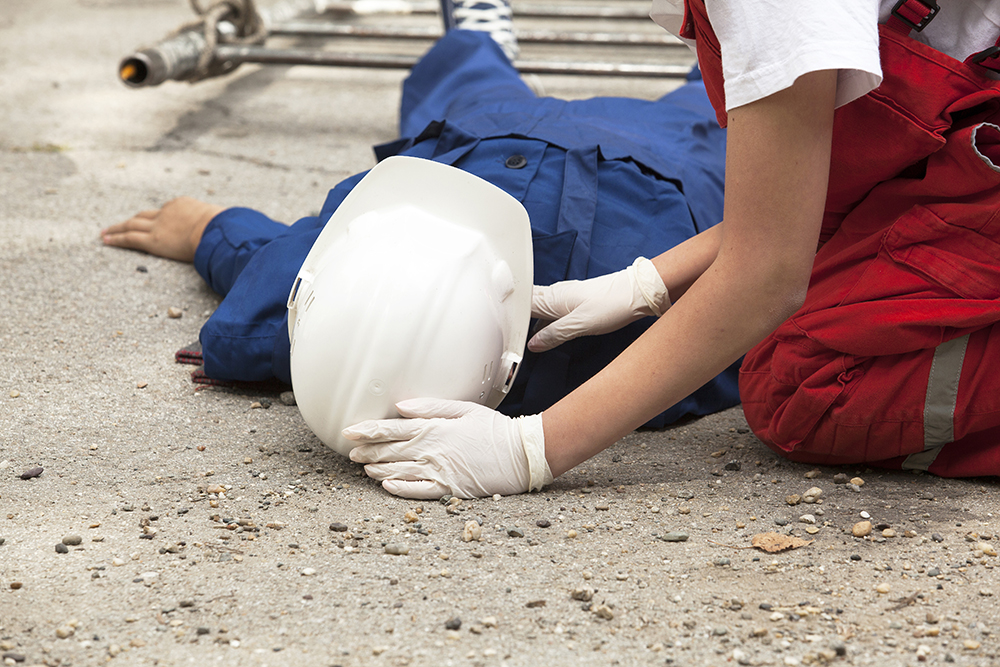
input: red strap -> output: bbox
[887,0,939,35]
[967,35,1000,74]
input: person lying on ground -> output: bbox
[103,11,740,497]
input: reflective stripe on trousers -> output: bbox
[903,334,971,471]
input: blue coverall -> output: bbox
[193,30,739,427]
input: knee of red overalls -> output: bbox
[740,323,1000,477]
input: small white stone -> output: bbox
[799,514,816,525]
[301,568,317,576]
[860,511,871,519]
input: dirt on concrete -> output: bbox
[1,1,998,666]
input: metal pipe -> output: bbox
[119,28,210,88]
[318,0,652,19]
[119,0,323,87]
[270,21,684,46]
[215,44,691,77]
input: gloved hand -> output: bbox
[344,398,552,499]
[528,256,670,352]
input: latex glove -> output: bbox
[344,398,552,499]
[528,256,670,352]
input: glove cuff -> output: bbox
[518,414,552,492]
[630,256,671,317]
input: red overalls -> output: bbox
[681,0,1000,476]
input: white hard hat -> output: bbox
[286,155,533,457]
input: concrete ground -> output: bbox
[1,1,998,666]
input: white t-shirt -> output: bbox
[650,0,1000,112]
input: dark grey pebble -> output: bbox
[279,391,296,406]
[55,543,68,554]
[196,627,210,635]
[759,603,772,610]
[19,467,43,480]
[329,523,348,532]
[179,600,195,608]
[928,567,941,577]
[850,554,862,561]
[713,557,731,566]
[675,491,695,500]
[439,495,453,505]
[444,617,462,630]
[535,519,551,528]
[932,533,944,542]
[2,653,25,663]
[774,518,789,526]
[832,641,847,656]
[612,454,622,463]
[724,460,741,471]
[0,537,5,546]
[136,265,148,273]
[833,473,849,484]
[259,398,271,409]
[944,653,955,662]
[507,527,524,538]
[62,535,82,546]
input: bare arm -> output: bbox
[543,69,838,476]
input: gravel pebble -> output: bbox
[55,543,68,554]
[850,477,865,486]
[55,626,74,639]
[833,473,849,484]
[852,521,872,537]
[592,605,614,620]
[785,494,801,506]
[279,391,296,406]
[659,531,689,542]
[535,519,550,528]
[462,521,482,542]
[329,522,348,532]
[444,617,462,630]
[19,467,43,480]
[802,487,822,503]
[167,307,183,318]
[507,527,524,538]
[10,582,22,590]
[384,544,409,556]
[61,535,82,546]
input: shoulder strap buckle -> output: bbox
[891,0,940,32]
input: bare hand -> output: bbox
[101,197,224,263]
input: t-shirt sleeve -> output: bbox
[705,0,882,111]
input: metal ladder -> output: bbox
[119,0,695,88]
